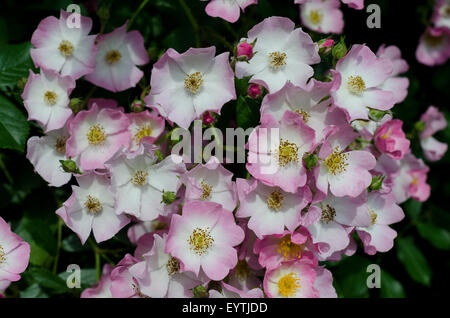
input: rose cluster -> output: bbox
[2,2,447,298]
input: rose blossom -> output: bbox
[374,119,410,160]
[81,264,113,298]
[420,106,448,161]
[145,46,236,129]
[127,111,165,152]
[299,0,344,34]
[202,0,257,23]
[85,24,149,92]
[30,10,97,79]
[165,201,244,281]
[416,27,450,66]
[236,16,320,93]
[22,69,75,132]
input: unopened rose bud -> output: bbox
[332,38,347,60]
[131,100,145,113]
[247,84,262,98]
[368,108,389,121]
[303,153,319,171]
[59,159,82,175]
[202,112,215,125]
[414,121,426,134]
[368,175,385,192]
[237,42,253,60]
[69,98,84,113]
[318,38,334,55]
[161,190,177,205]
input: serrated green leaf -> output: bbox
[416,222,450,250]
[397,237,432,286]
[380,271,406,298]
[0,94,29,151]
[0,42,33,91]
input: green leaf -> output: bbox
[62,234,90,253]
[28,241,52,266]
[59,268,97,289]
[332,255,371,298]
[236,96,259,130]
[0,94,29,151]
[20,283,49,298]
[0,42,33,91]
[28,267,70,294]
[404,199,422,219]
[380,271,406,298]
[416,222,450,250]
[397,237,432,286]
[21,216,57,255]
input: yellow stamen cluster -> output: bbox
[84,195,102,214]
[277,139,299,167]
[309,10,323,25]
[132,283,150,298]
[87,124,107,146]
[105,50,122,64]
[295,109,310,123]
[200,180,212,200]
[277,235,302,261]
[325,147,349,175]
[369,209,378,225]
[184,72,203,94]
[44,91,58,106]
[347,75,366,95]
[131,170,148,186]
[266,190,284,211]
[134,125,152,143]
[278,272,301,297]
[0,245,6,264]
[268,51,287,69]
[320,204,336,223]
[55,137,68,154]
[188,227,214,256]
[166,257,180,276]
[58,40,74,57]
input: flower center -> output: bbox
[425,33,444,47]
[166,256,180,276]
[347,75,366,95]
[277,235,302,261]
[320,204,336,223]
[277,139,299,167]
[134,125,152,143]
[105,50,122,65]
[0,244,6,265]
[268,51,287,69]
[441,5,450,17]
[266,190,284,211]
[184,72,203,94]
[44,91,58,106]
[132,283,150,298]
[278,272,301,297]
[295,109,310,123]
[200,180,212,200]
[369,209,377,225]
[188,227,214,256]
[55,137,68,154]
[87,124,107,146]
[235,260,250,280]
[325,147,349,175]
[309,10,323,25]
[131,170,148,186]
[58,40,74,57]
[84,195,102,214]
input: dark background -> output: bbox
[0,0,448,297]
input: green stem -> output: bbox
[127,0,151,31]
[52,217,63,274]
[89,239,101,280]
[178,0,201,47]
[0,155,13,184]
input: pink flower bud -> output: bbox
[237,42,253,59]
[374,119,410,160]
[247,84,262,98]
[202,112,215,125]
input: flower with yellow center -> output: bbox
[295,109,310,123]
[166,256,180,276]
[134,125,152,144]
[278,272,301,297]
[268,51,287,69]
[309,10,323,25]
[184,72,204,94]
[105,50,122,65]
[86,124,107,146]
[84,195,102,214]
[131,170,148,186]
[277,235,302,261]
[200,180,212,200]
[324,147,349,175]
[347,75,366,95]
[188,227,214,256]
[320,204,336,223]
[369,209,377,225]
[277,139,299,167]
[266,190,284,211]
[55,137,68,154]
[58,40,74,57]
[44,91,58,106]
